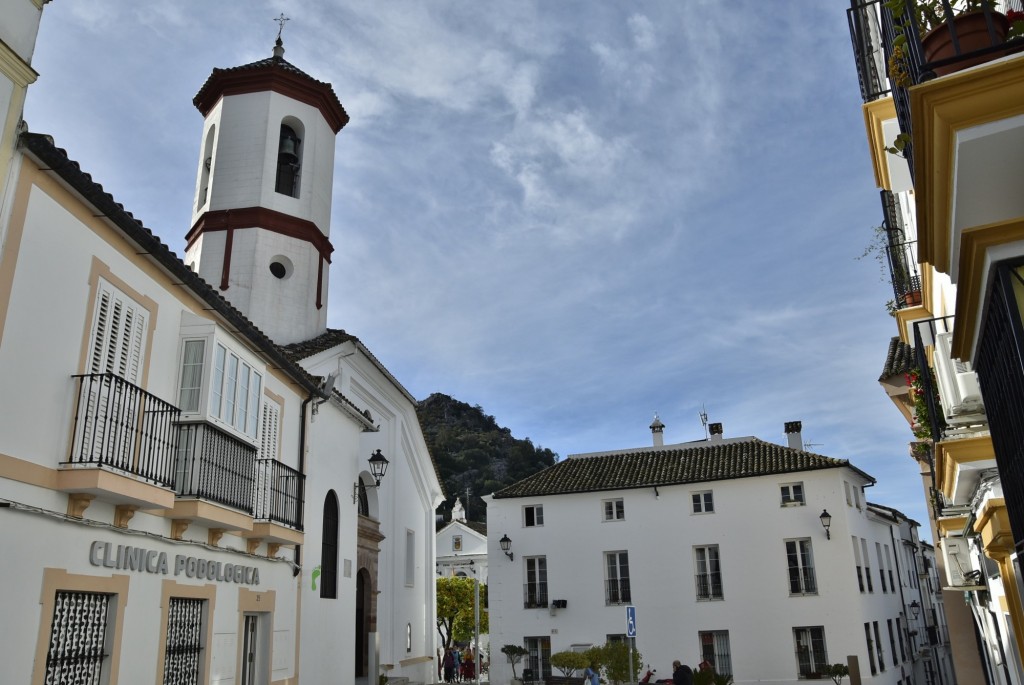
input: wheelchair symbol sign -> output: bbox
[626,605,637,637]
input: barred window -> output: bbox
[164,597,205,685]
[45,590,112,684]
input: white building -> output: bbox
[0,13,443,685]
[437,498,490,582]
[485,419,953,685]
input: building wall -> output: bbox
[486,462,940,685]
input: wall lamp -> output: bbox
[352,449,390,503]
[819,509,832,540]
[909,600,921,620]
[499,534,514,561]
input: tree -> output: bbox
[826,663,849,685]
[586,642,642,684]
[436,577,489,649]
[502,644,529,680]
[550,650,589,677]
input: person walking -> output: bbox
[583,662,600,685]
[443,648,456,683]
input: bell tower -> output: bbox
[185,37,348,345]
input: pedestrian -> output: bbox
[443,648,456,683]
[672,659,693,685]
[583,662,600,685]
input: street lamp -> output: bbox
[499,534,513,561]
[819,509,832,540]
[353,449,390,502]
[910,600,921,620]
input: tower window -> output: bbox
[275,123,302,197]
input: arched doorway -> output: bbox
[355,568,371,677]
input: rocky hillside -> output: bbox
[416,393,557,522]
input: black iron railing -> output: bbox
[68,373,180,488]
[976,262,1024,553]
[789,567,818,595]
[605,578,631,605]
[856,0,1024,179]
[847,0,893,102]
[176,422,256,514]
[880,190,924,308]
[695,572,723,600]
[254,458,304,530]
[523,583,548,609]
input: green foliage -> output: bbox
[436,578,489,650]
[584,642,642,684]
[826,663,850,684]
[502,644,529,679]
[906,368,946,440]
[418,393,557,522]
[550,651,589,677]
[693,669,733,685]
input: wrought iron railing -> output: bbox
[523,583,548,609]
[847,0,893,102]
[856,0,1024,179]
[176,422,256,514]
[605,578,632,605]
[695,572,723,600]
[975,262,1024,553]
[880,190,923,308]
[67,373,180,488]
[789,568,818,595]
[254,458,304,530]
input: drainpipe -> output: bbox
[294,394,313,574]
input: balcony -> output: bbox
[248,458,305,544]
[172,422,256,531]
[59,373,180,509]
[880,190,924,311]
[523,583,548,609]
[605,578,631,605]
[848,0,1024,178]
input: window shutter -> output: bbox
[259,399,280,461]
[88,279,148,383]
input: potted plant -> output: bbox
[885,0,1010,77]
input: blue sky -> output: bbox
[23,2,929,534]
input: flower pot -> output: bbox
[921,10,1009,76]
[902,290,923,307]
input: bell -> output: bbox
[278,136,299,164]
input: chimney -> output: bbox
[650,413,665,447]
[708,422,723,443]
[785,421,803,450]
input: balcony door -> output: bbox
[240,613,269,685]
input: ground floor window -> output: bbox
[164,597,205,684]
[45,590,112,684]
[794,625,828,678]
[698,630,732,676]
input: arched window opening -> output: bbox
[197,125,215,210]
[275,123,302,197]
[321,490,339,599]
[357,479,369,517]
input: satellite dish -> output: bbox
[317,371,339,400]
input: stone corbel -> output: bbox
[113,505,139,529]
[208,529,225,547]
[247,538,263,555]
[66,494,95,519]
[267,543,281,558]
[171,519,191,540]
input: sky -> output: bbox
[22,2,931,535]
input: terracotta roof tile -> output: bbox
[493,438,868,498]
[879,336,916,381]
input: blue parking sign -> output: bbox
[626,605,637,637]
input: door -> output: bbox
[241,613,267,685]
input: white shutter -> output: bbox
[76,279,149,468]
[259,399,280,461]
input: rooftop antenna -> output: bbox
[803,438,824,451]
[698,403,709,439]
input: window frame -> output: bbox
[603,498,625,522]
[691,490,714,514]
[785,538,818,596]
[604,550,631,605]
[793,626,828,679]
[780,482,805,506]
[524,556,548,608]
[694,544,724,601]
[524,504,544,527]
[698,630,732,677]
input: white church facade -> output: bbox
[0,5,443,684]
[485,420,954,685]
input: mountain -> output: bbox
[416,393,557,522]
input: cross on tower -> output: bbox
[274,13,290,40]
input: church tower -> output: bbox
[185,36,348,345]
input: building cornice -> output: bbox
[0,37,39,87]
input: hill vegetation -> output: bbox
[416,393,557,522]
